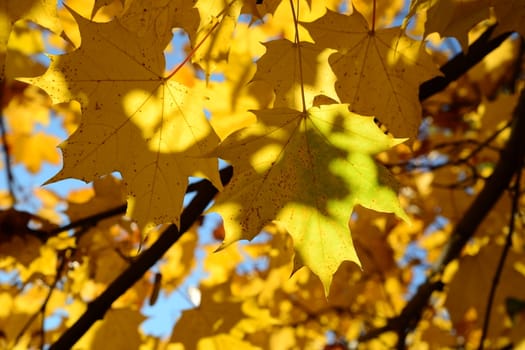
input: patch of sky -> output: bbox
[398,0,463,58]
[0,269,19,285]
[203,108,211,119]
[182,187,197,208]
[401,242,429,297]
[236,231,271,274]
[426,36,463,57]
[395,0,411,27]
[405,151,449,171]
[40,26,67,57]
[238,13,253,24]
[338,0,350,13]
[165,29,227,83]
[426,215,449,234]
[401,215,449,297]
[165,29,190,72]
[140,209,274,338]
[196,69,226,82]
[44,308,69,332]
[141,212,225,338]
[141,275,201,338]
[418,116,433,140]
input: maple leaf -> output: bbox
[303,9,441,140]
[253,39,338,110]
[405,0,490,52]
[210,104,407,294]
[22,8,221,229]
[8,132,61,173]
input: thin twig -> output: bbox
[478,158,523,350]
[289,0,307,112]
[46,204,126,236]
[384,120,511,172]
[0,79,16,200]
[12,251,67,350]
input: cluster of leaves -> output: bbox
[1,0,525,349]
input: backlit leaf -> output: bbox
[211,104,407,294]
[304,9,441,140]
[24,7,221,229]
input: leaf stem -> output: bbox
[371,0,376,32]
[0,79,16,201]
[13,251,67,350]
[289,0,307,112]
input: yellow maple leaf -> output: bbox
[303,9,441,140]
[253,39,339,110]
[211,104,407,294]
[8,132,61,173]
[4,83,50,134]
[22,8,222,230]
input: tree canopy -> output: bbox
[1,0,525,349]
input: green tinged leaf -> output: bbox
[211,104,407,295]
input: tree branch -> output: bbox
[419,27,511,101]
[0,79,16,200]
[478,156,523,349]
[49,167,232,350]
